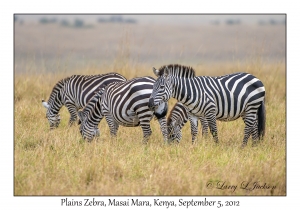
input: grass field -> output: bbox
[14,60,286,195]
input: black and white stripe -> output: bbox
[78,76,168,142]
[167,102,208,143]
[42,73,126,129]
[148,64,266,146]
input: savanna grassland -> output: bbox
[14,20,286,195]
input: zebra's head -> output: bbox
[148,66,172,111]
[42,99,61,129]
[167,119,182,142]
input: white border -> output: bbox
[4,0,295,209]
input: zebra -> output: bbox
[167,102,208,143]
[78,76,168,143]
[148,64,266,146]
[42,73,126,129]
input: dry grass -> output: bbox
[14,61,286,196]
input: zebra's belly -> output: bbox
[189,107,242,122]
[217,114,242,122]
[118,122,140,127]
[118,120,140,127]
[115,113,140,127]
[217,117,240,122]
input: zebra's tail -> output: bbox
[257,99,266,140]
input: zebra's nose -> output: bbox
[148,98,155,110]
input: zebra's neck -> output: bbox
[83,94,103,127]
[47,90,64,115]
[171,77,201,104]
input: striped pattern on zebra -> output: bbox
[78,76,168,143]
[167,102,208,143]
[148,64,266,146]
[42,73,126,129]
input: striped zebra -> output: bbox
[167,102,208,142]
[78,76,168,143]
[42,73,126,129]
[148,64,266,146]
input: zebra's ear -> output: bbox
[42,99,50,109]
[78,110,86,122]
[153,67,160,77]
[164,66,169,77]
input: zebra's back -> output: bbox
[63,73,127,108]
[196,72,265,121]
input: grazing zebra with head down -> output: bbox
[148,64,266,146]
[42,73,126,129]
[78,76,168,143]
[167,102,208,143]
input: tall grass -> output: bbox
[14,60,286,195]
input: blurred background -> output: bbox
[14,14,286,74]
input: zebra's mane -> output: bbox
[79,72,126,80]
[157,64,195,78]
[48,76,71,101]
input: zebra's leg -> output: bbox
[138,116,152,144]
[140,120,152,144]
[157,116,168,143]
[105,114,119,138]
[205,110,219,143]
[241,111,257,147]
[135,110,152,144]
[199,116,209,137]
[250,120,259,147]
[66,103,78,126]
[189,115,199,144]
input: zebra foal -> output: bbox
[42,73,126,129]
[78,76,168,143]
[148,64,266,147]
[167,102,208,143]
